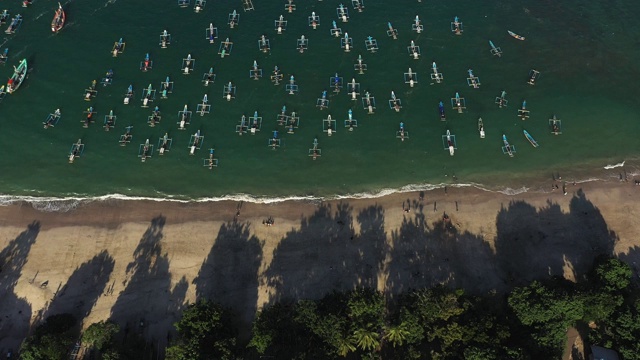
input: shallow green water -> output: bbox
[0,0,639,200]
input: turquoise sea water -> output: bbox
[0,0,639,201]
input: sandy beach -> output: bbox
[1,180,639,352]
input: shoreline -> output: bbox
[1,177,640,352]
[0,163,637,211]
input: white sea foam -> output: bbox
[496,187,530,196]
[604,161,625,169]
[0,176,611,212]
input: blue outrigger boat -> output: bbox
[501,134,515,157]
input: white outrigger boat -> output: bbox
[0,48,8,65]
[344,109,357,131]
[275,15,287,34]
[82,107,97,128]
[159,30,171,48]
[68,139,85,163]
[268,130,282,149]
[223,81,236,101]
[112,38,125,57]
[308,12,319,29]
[158,133,173,155]
[489,40,502,57]
[523,130,539,148]
[6,58,27,94]
[84,80,98,100]
[323,115,336,136]
[501,134,516,157]
[337,4,349,23]
[285,0,296,13]
[218,38,233,57]
[387,22,398,39]
[206,23,218,43]
[404,68,418,87]
[138,139,153,162]
[352,0,364,12]
[443,130,457,156]
[287,111,299,134]
[308,138,321,160]
[204,149,218,169]
[4,14,22,34]
[202,67,216,86]
[477,118,485,139]
[177,105,192,130]
[396,122,408,142]
[188,130,204,155]
[196,94,210,116]
[103,110,116,131]
[181,54,195,74]
[123,84,134,104]
[549,115,562,135]
[148,106,161,127]
[43,109,61,129]
[0,10,9,25]
[249,111,262,134]
[228,10,239,28]
[119,126,133,146]
[194,0,206,13]
[451,16,463,35]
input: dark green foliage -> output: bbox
[165,299,238,360]
[508,280,584,354]
[20,314,77,360]
[82,320,120,351]
[594,257,633,292]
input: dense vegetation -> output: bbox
[20,256,640,359]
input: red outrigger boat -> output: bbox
[51,3,65,33]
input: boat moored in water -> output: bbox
[501,134,516,157]
[51,3,65,33]
[5,14,22,34]
[523,130,539,148]
[508,30,525,41]
[6,58,27,94]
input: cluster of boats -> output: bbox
[3,0,559,167]
[1,4,65,99]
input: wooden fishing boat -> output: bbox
[502,134,515,157]
[6,58,27,94]
[523,130,539,148]
[508,30,525,41]
[51,3,65,33]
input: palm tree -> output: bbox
[351,326,380,352]
[336,336,356,357]
[383,324,410,347]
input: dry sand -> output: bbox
[0,180,639,352]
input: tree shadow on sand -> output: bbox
[110,215,187,358]
[385,207,499,298]
[494,189,617,288]
[30,250,115,341]
[0,221,40,354]
[193,220,263,336]
[264,202,388,304]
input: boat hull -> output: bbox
[51,5,65,33]
[508,30,525,41]
[7,59,27,94]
